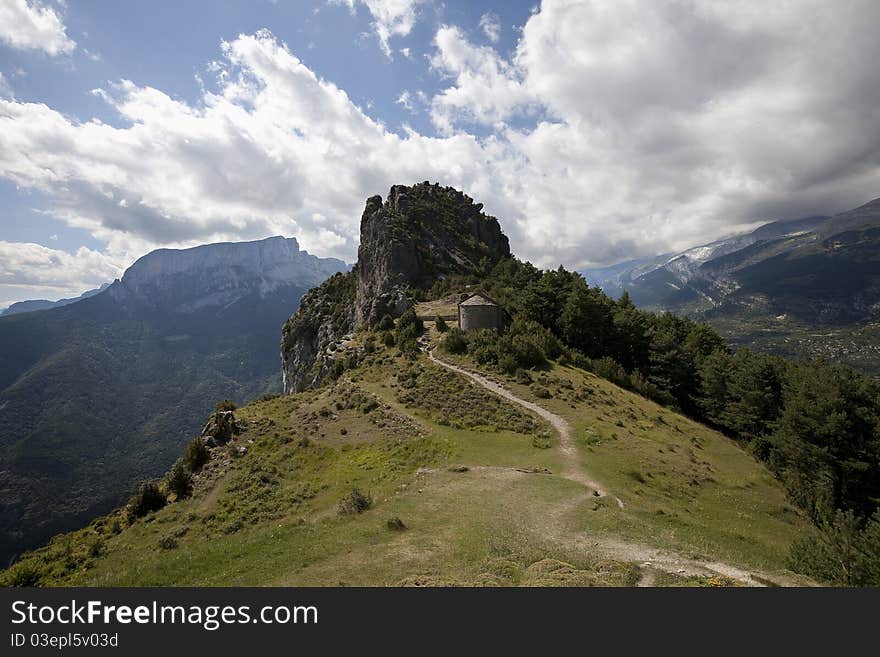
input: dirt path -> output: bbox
[426,348,809,587]
[427,348,624,507]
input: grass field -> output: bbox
[1,330,815,587]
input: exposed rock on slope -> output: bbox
[281,182,510,393]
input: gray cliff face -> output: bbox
[109,236,347,312]
[281,182,510,393]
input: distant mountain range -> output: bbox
[0,236,346,564]
[582,197,880,325]
[0,284,111,317]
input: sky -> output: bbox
[0,0,879,307]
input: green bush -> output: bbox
[5,562,43,587]
[158,536,179,550]
[215,399,237,412]
[88,538,104,558]
[127,482,167,523]
[395,308,424,356]
[530,384,551,399]
[166,460,192,500]
[515,368,532,384]
[338,488,373,515]
[440,328,468,354]
[382,331,396,347]
[377,314,395,331]
[435,316,449,332]
[789,510,880,585]
[184,437,210,472]
[498,353,519,375]
[532,435,551,449]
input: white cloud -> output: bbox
[0,30,493,270]
[0,0,75,55]
[424,0,880,266]
[0,241,121,306]
[0,71,11,97]
[479,12,500,43]
[429,25,537,134]
[331,0,423,57]
[2,0,880,294]
[395,89,414,113]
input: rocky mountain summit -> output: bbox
[281,182,510,393]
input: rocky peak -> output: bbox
[354,182,509,326]
[281,182,511,393]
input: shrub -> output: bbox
[395,309,424,356]
[88,538,104,558]
[386,516,407,531]
[507,333,547,369]
[440,328,468,354]
[158,536,179,550]
[166,460,192,500]
[498,353,519,375]
[530,384,551,399]
[789,510,880,585]
[383,331,396,347]
[396,308,424,338]
[215,399,237,412]
[532,435,551,449]
[338,488,373,515]
[184,437,210,472]
[127,482,167,523]
[377,314,395,331]
[6,563,43,587]
[515,368,532,384]
[435,316,449,332]
[468,329,500,365]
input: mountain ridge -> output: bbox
[0,284,111,317]
[0,236,346,564]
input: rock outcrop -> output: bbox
[281,182,511,393]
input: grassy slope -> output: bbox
[2,329,815,587]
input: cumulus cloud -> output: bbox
[429,25,537,134]
[0,30,496,269]
[0,241,121,306]
[1,0,880,292]
[331,0,423,57]
[426,0,880,265]
[0,0,75,55]
[479,12,500,43]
